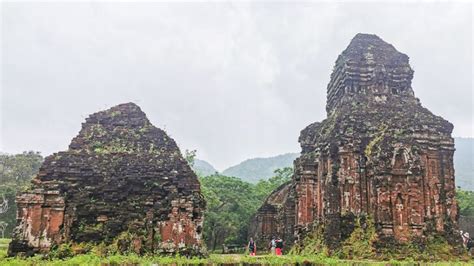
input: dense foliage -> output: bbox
[199,167,292,250]
[457,189,474,216]
[0,151,43,238]
[0,151,43,186]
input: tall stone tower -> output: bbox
[251,34,458,251]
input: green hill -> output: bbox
[222,153,299,183]
[192,159,218,177]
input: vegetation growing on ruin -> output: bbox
[289,214,471,262]
[289,215,376,259]
[372,234,470,261]
[364,124,388,157]
[289,222,330,257]
[339,216,377,259]
[77,117,170,155]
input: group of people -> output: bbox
[247,236,284,256]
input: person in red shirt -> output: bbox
[275,236,283,256]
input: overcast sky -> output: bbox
[1,1,472,170]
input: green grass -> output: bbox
[0,239,472,265]
[0,252,472,265]
[0,239,10,262]
[0,238,11,245]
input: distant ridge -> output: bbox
[222,153,299,183]
[192,159,218,177]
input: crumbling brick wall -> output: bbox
[8,103,205,256]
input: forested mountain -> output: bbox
[222,153,299,183]
[455,137,474,191]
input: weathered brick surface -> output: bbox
[252,34,458,250]
[8,103,205,256]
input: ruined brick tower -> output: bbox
[252,33,458,250]
[8,103,205,256]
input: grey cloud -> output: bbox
[1,2,472,170]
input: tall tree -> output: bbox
[200,175,256,250]
[0,151,43,186]
[184,149,197,168]
[0,151,43,238]
[457,188,474,216]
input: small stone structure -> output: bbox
[249,182,295,246]
[8,103,205,256]
[252,34,459,250]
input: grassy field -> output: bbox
[0,239,472,265]
[0,238,10,251]
[3,253,472,266]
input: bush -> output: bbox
[49,243,73,259]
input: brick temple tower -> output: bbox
[251,34,458,250]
